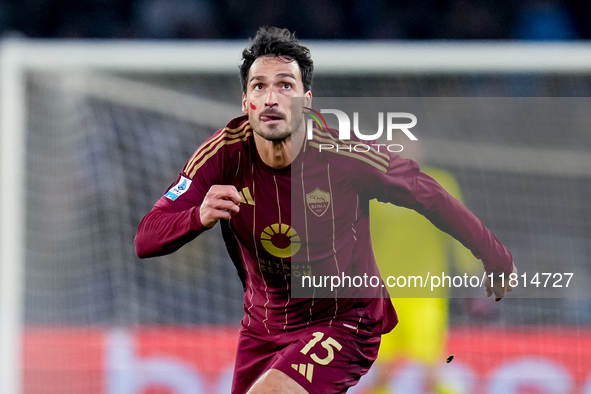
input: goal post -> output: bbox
[2,38,591,394]
[0,40,27,394]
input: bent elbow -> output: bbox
[134,211,163,258]
[134,220,162,258]
[134,234,153,259]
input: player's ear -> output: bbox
[242,93,248,115]
[304,91,312,108]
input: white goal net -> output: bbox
[2,40,591,394]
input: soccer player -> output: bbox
[134,26,516,394]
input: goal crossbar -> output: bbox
[2,38,591,394]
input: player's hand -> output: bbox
[485,263,517,302]
[199,185,241,228]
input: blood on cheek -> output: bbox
[250,103,257,110]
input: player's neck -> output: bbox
[254,127,305,169]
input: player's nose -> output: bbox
[265,89,278,107]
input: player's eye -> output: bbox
[253,83,263,90]
[282,83,292,89]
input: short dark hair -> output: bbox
[240,26,314,93]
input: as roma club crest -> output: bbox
[306,188,331,217]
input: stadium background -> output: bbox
[1,1,591,393]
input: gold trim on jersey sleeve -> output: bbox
[185,121,250,173]
[183,122,251,179]
[187,129,252,179]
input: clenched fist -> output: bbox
[199,185,241,228]
[485,263,518,302]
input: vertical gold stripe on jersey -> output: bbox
[301,161,315,327]
[327,163,339,327]
[229,229,252,327]
[244,162,256,328]
[251,169,271,334]
[308,142,388,174]
[283,275,290,331]
[183,121,250,175]
[188,130,252,179]
[273,174,290,332]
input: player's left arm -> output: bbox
[367,154,516,299]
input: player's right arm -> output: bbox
[134,125,243,258]
[134,183,240,258]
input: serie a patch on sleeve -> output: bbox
[164,176,192,201]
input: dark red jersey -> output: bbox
[135,115,513,336]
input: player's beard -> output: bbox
[252,109,293,142]
[254,121,292,142]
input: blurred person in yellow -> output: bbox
[368,141,479,394]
